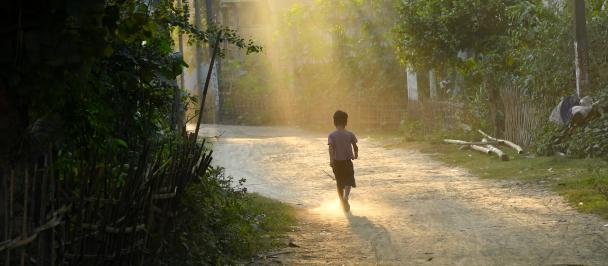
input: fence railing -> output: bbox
[217,90,543,148]
[219,93,408,129]
[404,100,464,136]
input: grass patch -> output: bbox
[555,174,608,218]
[245,193,298,250]
[397,141,608,219]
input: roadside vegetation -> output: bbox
[1,0,293,264]
[394,0,608,156]
[386,1,608,219]
[387,140,608,219]
[162,167,297,265]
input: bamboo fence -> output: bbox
[1,134,212,265]
[501,87,545,148]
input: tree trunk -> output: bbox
[487,81,505,138]
[173,0,186,132]
[573,0,590,97]
[205,0,221,123]
[194,0,205,124]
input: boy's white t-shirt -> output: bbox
[328,129,357,160]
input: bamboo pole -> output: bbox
[50,148,56,266]
[193,31,222,142]
[20,168,28,266]
[39,153,50,266]
[2,174,6,259]
[4,170,13,265]
[478,129,524,154]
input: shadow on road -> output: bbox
[347,214,401,262]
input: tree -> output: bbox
[0,0,262,169]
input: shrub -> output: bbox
[536,89,608,158]
[159,166,295,265]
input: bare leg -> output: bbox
[344,186,351,201]
[336,184,345,201]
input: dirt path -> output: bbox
[202,125,608,265]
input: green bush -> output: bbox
[536,89,608,158]
[160,167,295,265]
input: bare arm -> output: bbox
[353,143,358,159]
[329,145,335,167]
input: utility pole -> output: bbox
[573,0,589,97]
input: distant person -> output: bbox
[328,110,358,212]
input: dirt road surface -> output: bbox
[202,125,608,265]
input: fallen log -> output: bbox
[470,144,491,154]
[443,139,499,145]
[478,130,524,154]
[482,138,509,161]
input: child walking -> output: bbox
[328,110,358,212]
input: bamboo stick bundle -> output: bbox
[478,130,524,154]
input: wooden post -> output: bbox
[573,0,589,97]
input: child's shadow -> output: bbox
[346,214,401,261]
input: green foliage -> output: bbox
[162,167,253,264]
[394,0,574,93]
[162,167,296,265]
[1,0,262,162]
[395,1,608,146]
[395,0,513,70]
[531,3,608,158]
[587,8,608,94]
[400,118,478,143]
[502,1,574,99]
[284,0,404,101]
[536,89,608,158]
[221,56,278,124]
[244,193,298,250]
[2,0,265,263]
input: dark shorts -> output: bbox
[332,160,356,189]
